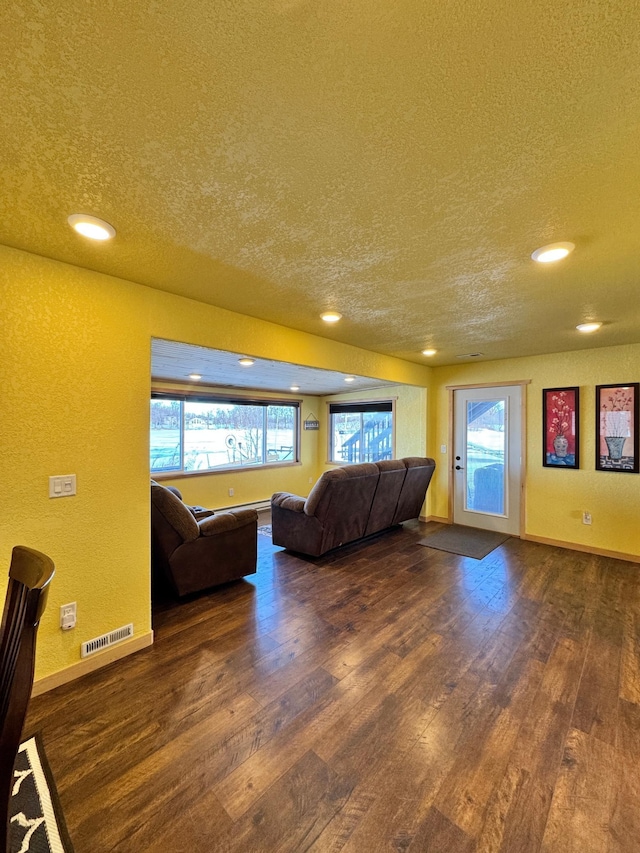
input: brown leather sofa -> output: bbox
[151,481,258,596]
[271,456,435,557]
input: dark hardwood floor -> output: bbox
[26,521,640,852]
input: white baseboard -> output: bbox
[416,521,637,563]
[32,630,154,696]
[521,533,639,564]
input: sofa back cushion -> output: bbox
[304,467,345,518]
[365,459,407,536]
[392,457,436,524]
[151,482,199,543]
[305,463,380,551]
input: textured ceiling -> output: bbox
[2,1,640,366]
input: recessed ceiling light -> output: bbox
[320,311,342,323]
[290,385,300,391]
[344,376,355,383]
[188,373,202,380]
[68,213,116,241]
[422,348,437,357]
[531,241,575,263]
[576,322,602,333]
[238,357,254,367]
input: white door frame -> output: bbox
[446,380,530,535]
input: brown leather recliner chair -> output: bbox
[151,481,258,596]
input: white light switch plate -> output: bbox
[49,475,76,498]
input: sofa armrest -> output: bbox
[198,508,258,537]
[271,492,306,513]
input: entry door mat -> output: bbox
[10,733,75,853]
[418,524,510,560]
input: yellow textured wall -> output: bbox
[430,346,640,558]
[0,249,153,679]
[1,244,432,682]
[317,384,431,511]
[317,384,428,469]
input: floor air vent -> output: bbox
[81,623,134,658]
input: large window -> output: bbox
[151,393,299,474]
[329,400,394,464]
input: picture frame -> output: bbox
[543,387,580,468]
[596,383,639,473]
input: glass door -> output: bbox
[453,386,522,535]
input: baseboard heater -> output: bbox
[215,499,271,514]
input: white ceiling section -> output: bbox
[151,339,399,396]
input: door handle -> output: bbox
[455,465,464,470]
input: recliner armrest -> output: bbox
[271,492,305,513]
[198,508,258,537]
[192,508,215,520]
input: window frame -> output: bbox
[150,389,301,478]
[327,397,396,465]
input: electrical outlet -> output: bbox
[440,445,447,453]
[583,511,592,525]
[60,602,76,630]
[228,488,234,497]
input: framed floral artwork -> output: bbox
[543,387,580,468]
[596,383,639,473]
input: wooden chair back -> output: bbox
[0,546,54,853]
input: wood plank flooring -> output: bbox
[25,521,640,852]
